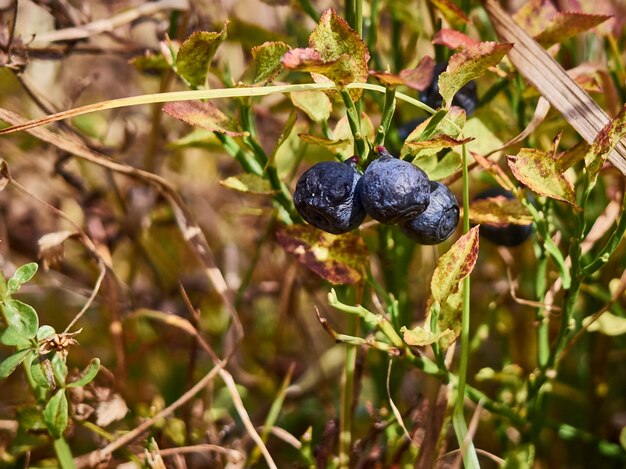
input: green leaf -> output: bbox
[37,325,56,341]
[298,133,352,154]
[401,326,456,347]
[44,389,68,439]
[30,353,56,390]
[429,0,469,28]
[620,427,626,452]
[0,325,31,347]
[508,148,577,205]
[585,103,626,180]
[268,111,298,167]
[463,117,503,155]
[68,358,100,388]
[2,299,39,340]
[583,312,626,336]
[503,443,536,468]
[176,25,228,88]
[283,9,370,100]
[469,195,533,225]
[219,174,276,195]
[51,352,68,384]
[404,134,473,159]
[0,349,33,379]
[251,41,291,85]
[276,225,369,285]
[438,42,513,107]
[427,151,462,181]
[291,90,332,123]
[6,262,38,295]
[163,101,246,137]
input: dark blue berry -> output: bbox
[400,181,459,244]
[474,187,533,247]
[420,62,478,116]
[358,147,431,224]
[293,160,366,234]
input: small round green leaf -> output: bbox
[6,262,38,295]
[3,299,39,340]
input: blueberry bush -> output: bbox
[1,0,626,467]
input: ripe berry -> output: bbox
[400,181,459,244]
[473,187,532,247]
[420,62,478,116]
[293,160,366,234]
[358,147,430,224]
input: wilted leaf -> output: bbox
[0,349,33,379]
[432,29,479,50]
[6,262,38,295]
[438,42,512,107]
[534,13,611,47]
[370,56,435,91]
[429,0,469,28]
[39,231,79,270]
[431,226,480,305]
[276,225,368,284]
[43,390,68,438]
[176,25,228,87]
[291,90,332,122]
[2,299,39,341]
[508,148,577,205]
[469,196,533,225]
[0,158,9,192]
[583,312,626,336]
[308,9,370,99]
[251,41,291,85]
[585,103,626,179]
[401,326,455,346]
[405,134,473,158]
[163,101,246,137]
[219,174,276,195]
[95,393,128,427]
[67,358,100,388]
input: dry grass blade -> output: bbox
[484,0,626,176]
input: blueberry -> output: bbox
[358,146,431,224]
[420,62,478,116]
[400,181,459,244]
[473,187,533,247]
[293,160,366,234]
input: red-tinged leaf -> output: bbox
[557,140,590,171]
[276,225,368,285]
[432,29,480,50]
[281,48,326,69]
[370,56,435,91]
[585,103,626,179]
[469,196,533,226]
[534,13,612,47]
[429,0,469,28]
[163,101,246,137]
[251,41,291,85]
[507,148,577,205]
[438,42,513,107]
[430,226,480,305]
[308,9,370,99]
[513,0,558,37]
[176,25,228,87]
[402,107,466,155]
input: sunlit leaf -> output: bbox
[429,0,469,28]
[585,103,626,180]
[251,41,291,85]
[469,196,533,225]
[276,225,368,284]
[43,389,68,439]
[512,0,559,37]
[405,134,473,159]
[534,13,611,47]
[6,262,38,295]
[219,174,276,195]
[163,101,246,137]
[38,231,79,270]
[438,42,512,107]
[2,299,39,341]
[67,358,100,388]
[464,117,504,155]
[291,90,332,122]
[36,325,56,341]
[583,312,626,336]
[176,25,228,88]
[401,325,455,346]
[298,133,352,153]
[268,111,297,166]
[426,152,462,181]
[0,349,33,379]
[508,148,577,205]
[432,29,479,50]
[370,56,435,91]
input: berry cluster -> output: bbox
[293,147,459,244]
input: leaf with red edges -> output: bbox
[370,56,435,91]
[432,29,479,50]
[534,13,612,47]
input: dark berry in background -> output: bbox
[473,187,533,247]
[420,62,478,116]
[293,160,366,234]
[400,181,459,245]
[358,146,431,225]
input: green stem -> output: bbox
[53,437,76,469]
[340,90,367,159]
[373,87,397,150]
[298,0,319,21]
[339,315,358,468]
[215,133,264,176]
[535,251,549,370]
